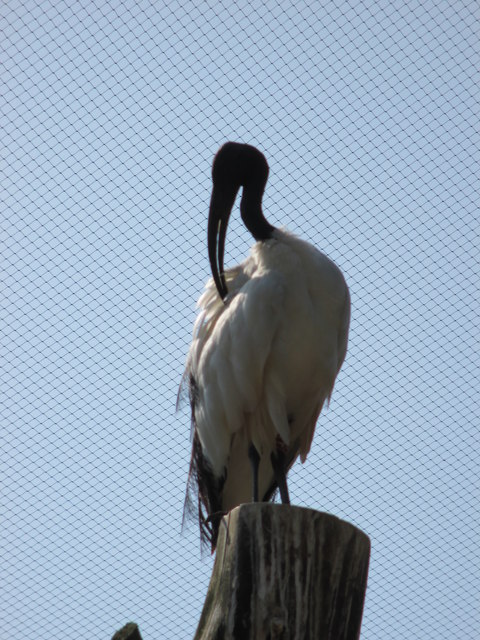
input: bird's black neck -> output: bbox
[240,185,275,241]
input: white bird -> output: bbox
[181,142,350,551]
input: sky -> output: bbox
[1,1,479,638]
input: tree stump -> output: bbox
[195,503,370,639]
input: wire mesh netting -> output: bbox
[2,1,478,638]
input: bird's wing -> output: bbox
[188,268,286,476]
[182,267,286,549]
[297,280,351,462]
[177,266,247,414]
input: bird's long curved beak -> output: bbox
[208,184,239,301]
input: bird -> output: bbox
[180,142,350,551]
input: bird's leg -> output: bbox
[206,510,228,524]
[271,437,290,504]
[248,442,260,502]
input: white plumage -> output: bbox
[181,143,350,550]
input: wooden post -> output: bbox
[195,504,370,640]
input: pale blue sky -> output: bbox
[2,1,478,638]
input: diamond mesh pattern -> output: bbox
[2,2,478,638]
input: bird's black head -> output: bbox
[208,142,274,301]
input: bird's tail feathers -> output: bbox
[182,373,226,552]
[183,428,225,553]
